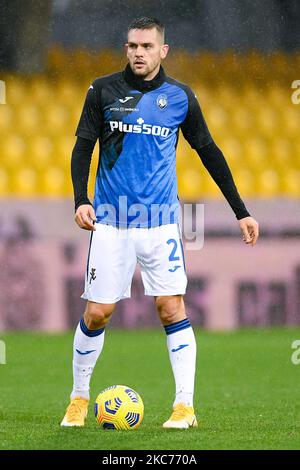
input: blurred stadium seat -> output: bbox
[1,49,299,198]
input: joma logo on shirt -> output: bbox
[109,120,170,137]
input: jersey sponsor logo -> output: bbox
[109,118,170,137]
[119,96,134,103]
[109,106,139,112]
[157,94,168,109]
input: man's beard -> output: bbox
[132,62,157,78]
[133,65,149,76]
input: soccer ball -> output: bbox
[94,385,144,430]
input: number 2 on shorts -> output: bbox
[167,238,180,261]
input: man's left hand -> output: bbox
[238,216,259,246]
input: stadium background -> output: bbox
[0,0,300,331]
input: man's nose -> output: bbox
[135,45,144,56]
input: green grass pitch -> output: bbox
[0,328,299,450]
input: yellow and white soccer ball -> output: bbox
[94,385,144,430]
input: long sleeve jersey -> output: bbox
[72,64,250,227]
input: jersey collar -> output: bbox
[123,64,166,92]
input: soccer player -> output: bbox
[61,17,259,429]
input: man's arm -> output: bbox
[71,81,102,231]
[180,86,259,245]
[197,142,259,245]
[71,136,97,231]
[197,141,250,220]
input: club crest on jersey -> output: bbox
[157,94,168,109]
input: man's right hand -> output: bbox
[75,204,97,231]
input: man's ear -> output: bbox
[160,44,169,60]
[124,43,129,55]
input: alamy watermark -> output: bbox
[0,80,6,104]
[0,340,6,365]
[93,198,205,251]
[291,80,300,105]
[291,340,300,365]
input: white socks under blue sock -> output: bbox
[71,317,105,400]
[164,318,197,408]
[71,316,196,407]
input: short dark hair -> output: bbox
[128,17,165,40]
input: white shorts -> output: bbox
[81,223,187,304]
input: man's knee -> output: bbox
[83,301,115,330]
[155,295,186,325]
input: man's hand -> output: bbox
[75,204,96,231]
[238,216,259,246]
